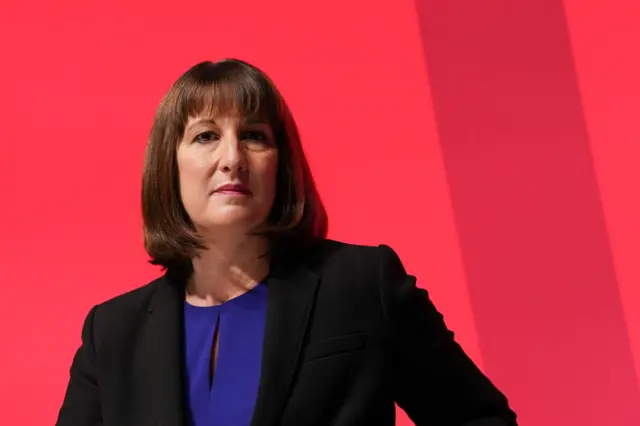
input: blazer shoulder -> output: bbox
[97,276,163,312]
[89,276,166,339]
[305,239,403,279]
[308,238,398,265]
[305,238,371,265]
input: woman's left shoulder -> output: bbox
[298,240,415,316]
[304,239,405,276]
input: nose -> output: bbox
[218,134,247,173]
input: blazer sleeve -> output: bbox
[378,244,518,426]
[56,305,103,426]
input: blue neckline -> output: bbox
[184,282,266,311]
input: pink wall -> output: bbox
[0,1,638,424]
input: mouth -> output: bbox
[213,183,252,196]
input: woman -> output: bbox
[56,59,517,426]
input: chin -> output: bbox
[206,212,266,230]
[194,204,270,232]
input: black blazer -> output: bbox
[56,240,517,426]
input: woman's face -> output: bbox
[176,114,278,235]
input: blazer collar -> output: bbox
[141,261,319,426]
[141,273,187,426]
[251,264,319,426]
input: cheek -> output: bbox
[176,150,210,204]
[255,153,279,196]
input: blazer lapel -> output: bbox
[140,274,187,426]
[251,264,319,426]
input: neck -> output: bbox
[186,234,270,306]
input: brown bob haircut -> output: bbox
[141,59,328,272]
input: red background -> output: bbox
[1,1,639,424]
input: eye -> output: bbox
[193,131,219,144]
[241,130,269,143]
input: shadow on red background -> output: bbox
[415,1,640,424]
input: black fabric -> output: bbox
[56,240,517,426]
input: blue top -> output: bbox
[183,283,268,426]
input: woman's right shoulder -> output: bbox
[86,275,171,339]
[97,276,165,311]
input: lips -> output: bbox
[213,183,252,195]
